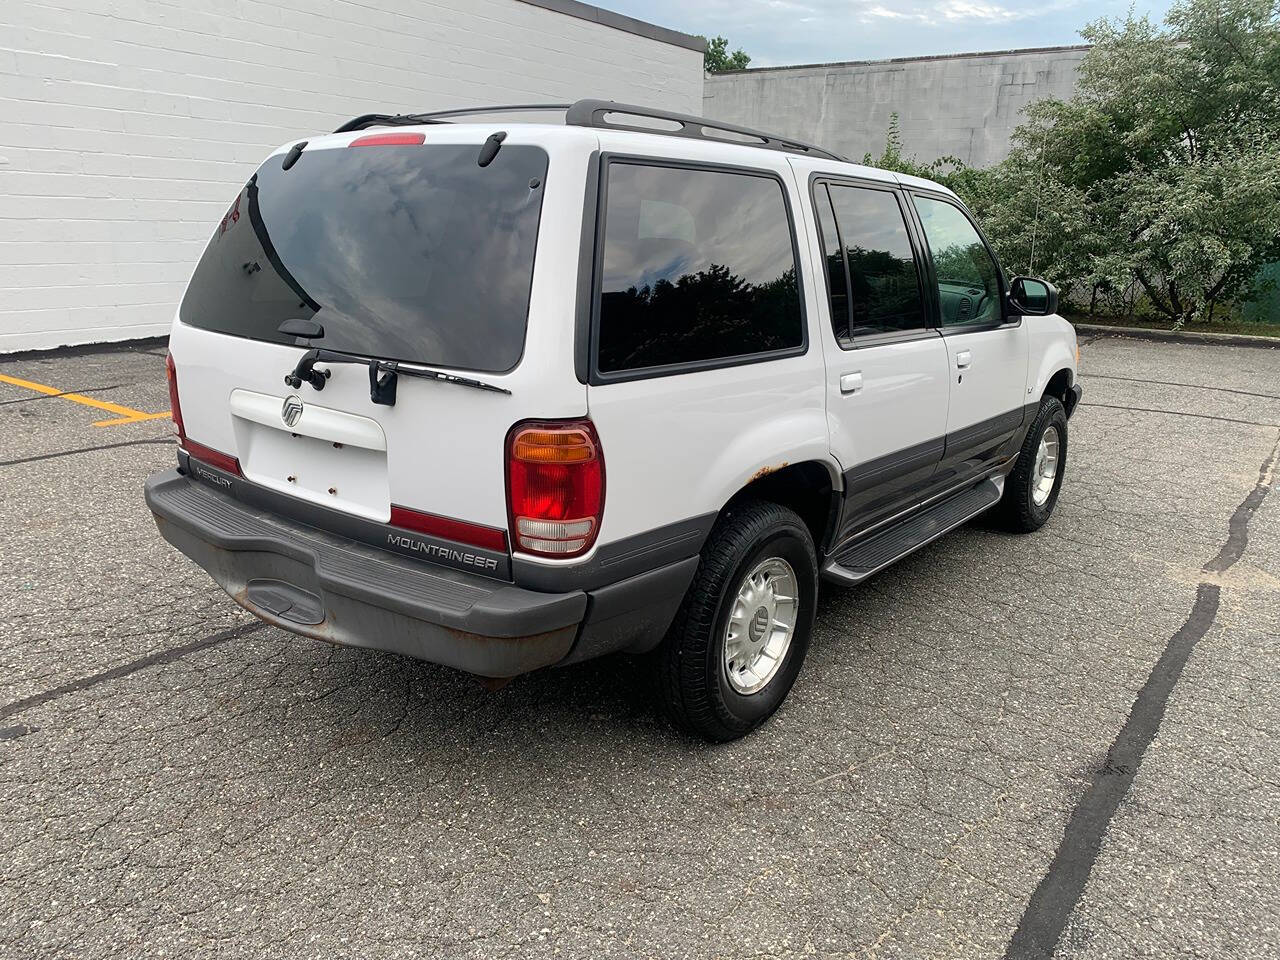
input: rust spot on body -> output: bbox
[750,461,790,483]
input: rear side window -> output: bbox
[816,182,927,342]
[180,143,549,373]
[595,162,804,375]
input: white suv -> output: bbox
[146,101,1081,741]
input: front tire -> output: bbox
[997,394,1068,532]
[655,500,818,742]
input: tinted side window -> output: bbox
[815,185,850,335]
[913,195,1002,327]
[596,163,803,374]
[825,184,927,340]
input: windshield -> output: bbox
[179,142,549,372]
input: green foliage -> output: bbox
[872,0,1280,326]
[862,114,967,185]
[704,36,751,74]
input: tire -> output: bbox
[996,394,1068,533]
[654,499,818,742]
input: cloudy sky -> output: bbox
[603,0,1176,65]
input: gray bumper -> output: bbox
[1067,383,1083,418]
[145,470,695,677]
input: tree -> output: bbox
[979,0,1280,325]
[862,113,966,184]
[704,36,751,73]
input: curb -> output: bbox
[1074,322,1280,350]
[0,335,169,362]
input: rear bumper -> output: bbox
[145,469,696,677]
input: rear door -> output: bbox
[908,193,1029,487]
[168,130,587,574]
[581,155,827,549]
[810,178,951,542]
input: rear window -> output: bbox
[595,162,804,375]
[180,142,549,373]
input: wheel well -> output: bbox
[1044,368,1074,411]
[724,461,839,553]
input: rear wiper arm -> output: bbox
[283,348,510,406]
[372,359,511,402]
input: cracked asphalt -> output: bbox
[2,334,1279,960]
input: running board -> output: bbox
[822,478,1003,584]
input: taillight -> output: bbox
[185,438,242,477]
[506,420,604,558]
[165,352,186,444]
[349,132,425,147]
[390,505,507,553]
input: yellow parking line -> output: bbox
[93,411,173,427]
[0,372,170,427]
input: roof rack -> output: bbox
[565,100,845,162]
[332,99,846,162]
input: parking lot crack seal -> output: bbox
[0,384,125,406]
[1005,430,1279,960]
[1204,434,1280,574]
[0,621,267,723]
[0,437,173,467]
[1081,402,1279,428]
[1084,374,1280,402]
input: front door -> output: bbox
[910,193,1029,488]
[809,179,951,544]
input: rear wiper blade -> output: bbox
[284,348,510,406]
[374,360,512,399]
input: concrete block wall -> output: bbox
[0,0,704,353]
[703,46,1088,171]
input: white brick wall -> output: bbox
[0,0,704,352]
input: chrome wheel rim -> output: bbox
[723,557,799,695]
[1032,425,1061,506]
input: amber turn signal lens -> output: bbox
[511,428,597,464]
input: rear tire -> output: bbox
[655,499,818,742]
[997,394,1068,533]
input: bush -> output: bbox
[865,0,1280,327]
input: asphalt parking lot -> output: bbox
[2,333,1278,960]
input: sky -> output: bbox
[602,0,1178,66]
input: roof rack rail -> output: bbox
[565,99,845,162]
[332,99,846,162]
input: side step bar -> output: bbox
[822,478,1003,584]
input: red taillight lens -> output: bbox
[506,420,604,558]
[165,352,186,444]
[349,132,426,147]
[389,505,507,553]
[185,438,242,477]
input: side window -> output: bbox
[822,183,928,341]
[913,196,1003,327]
[596,162,803,375]
[815,186,850,334]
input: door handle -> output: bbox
[956,350,972,370]
[840,372,863,395]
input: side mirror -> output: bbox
[1008,277,1059,317]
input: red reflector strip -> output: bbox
[389,506,507,553]
[165,352,186,444]
[184,439,242,477]
[349,132,426,147]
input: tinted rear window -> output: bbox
[180,143,549,372]
[823,184,926,339]
[596,162,804,375]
